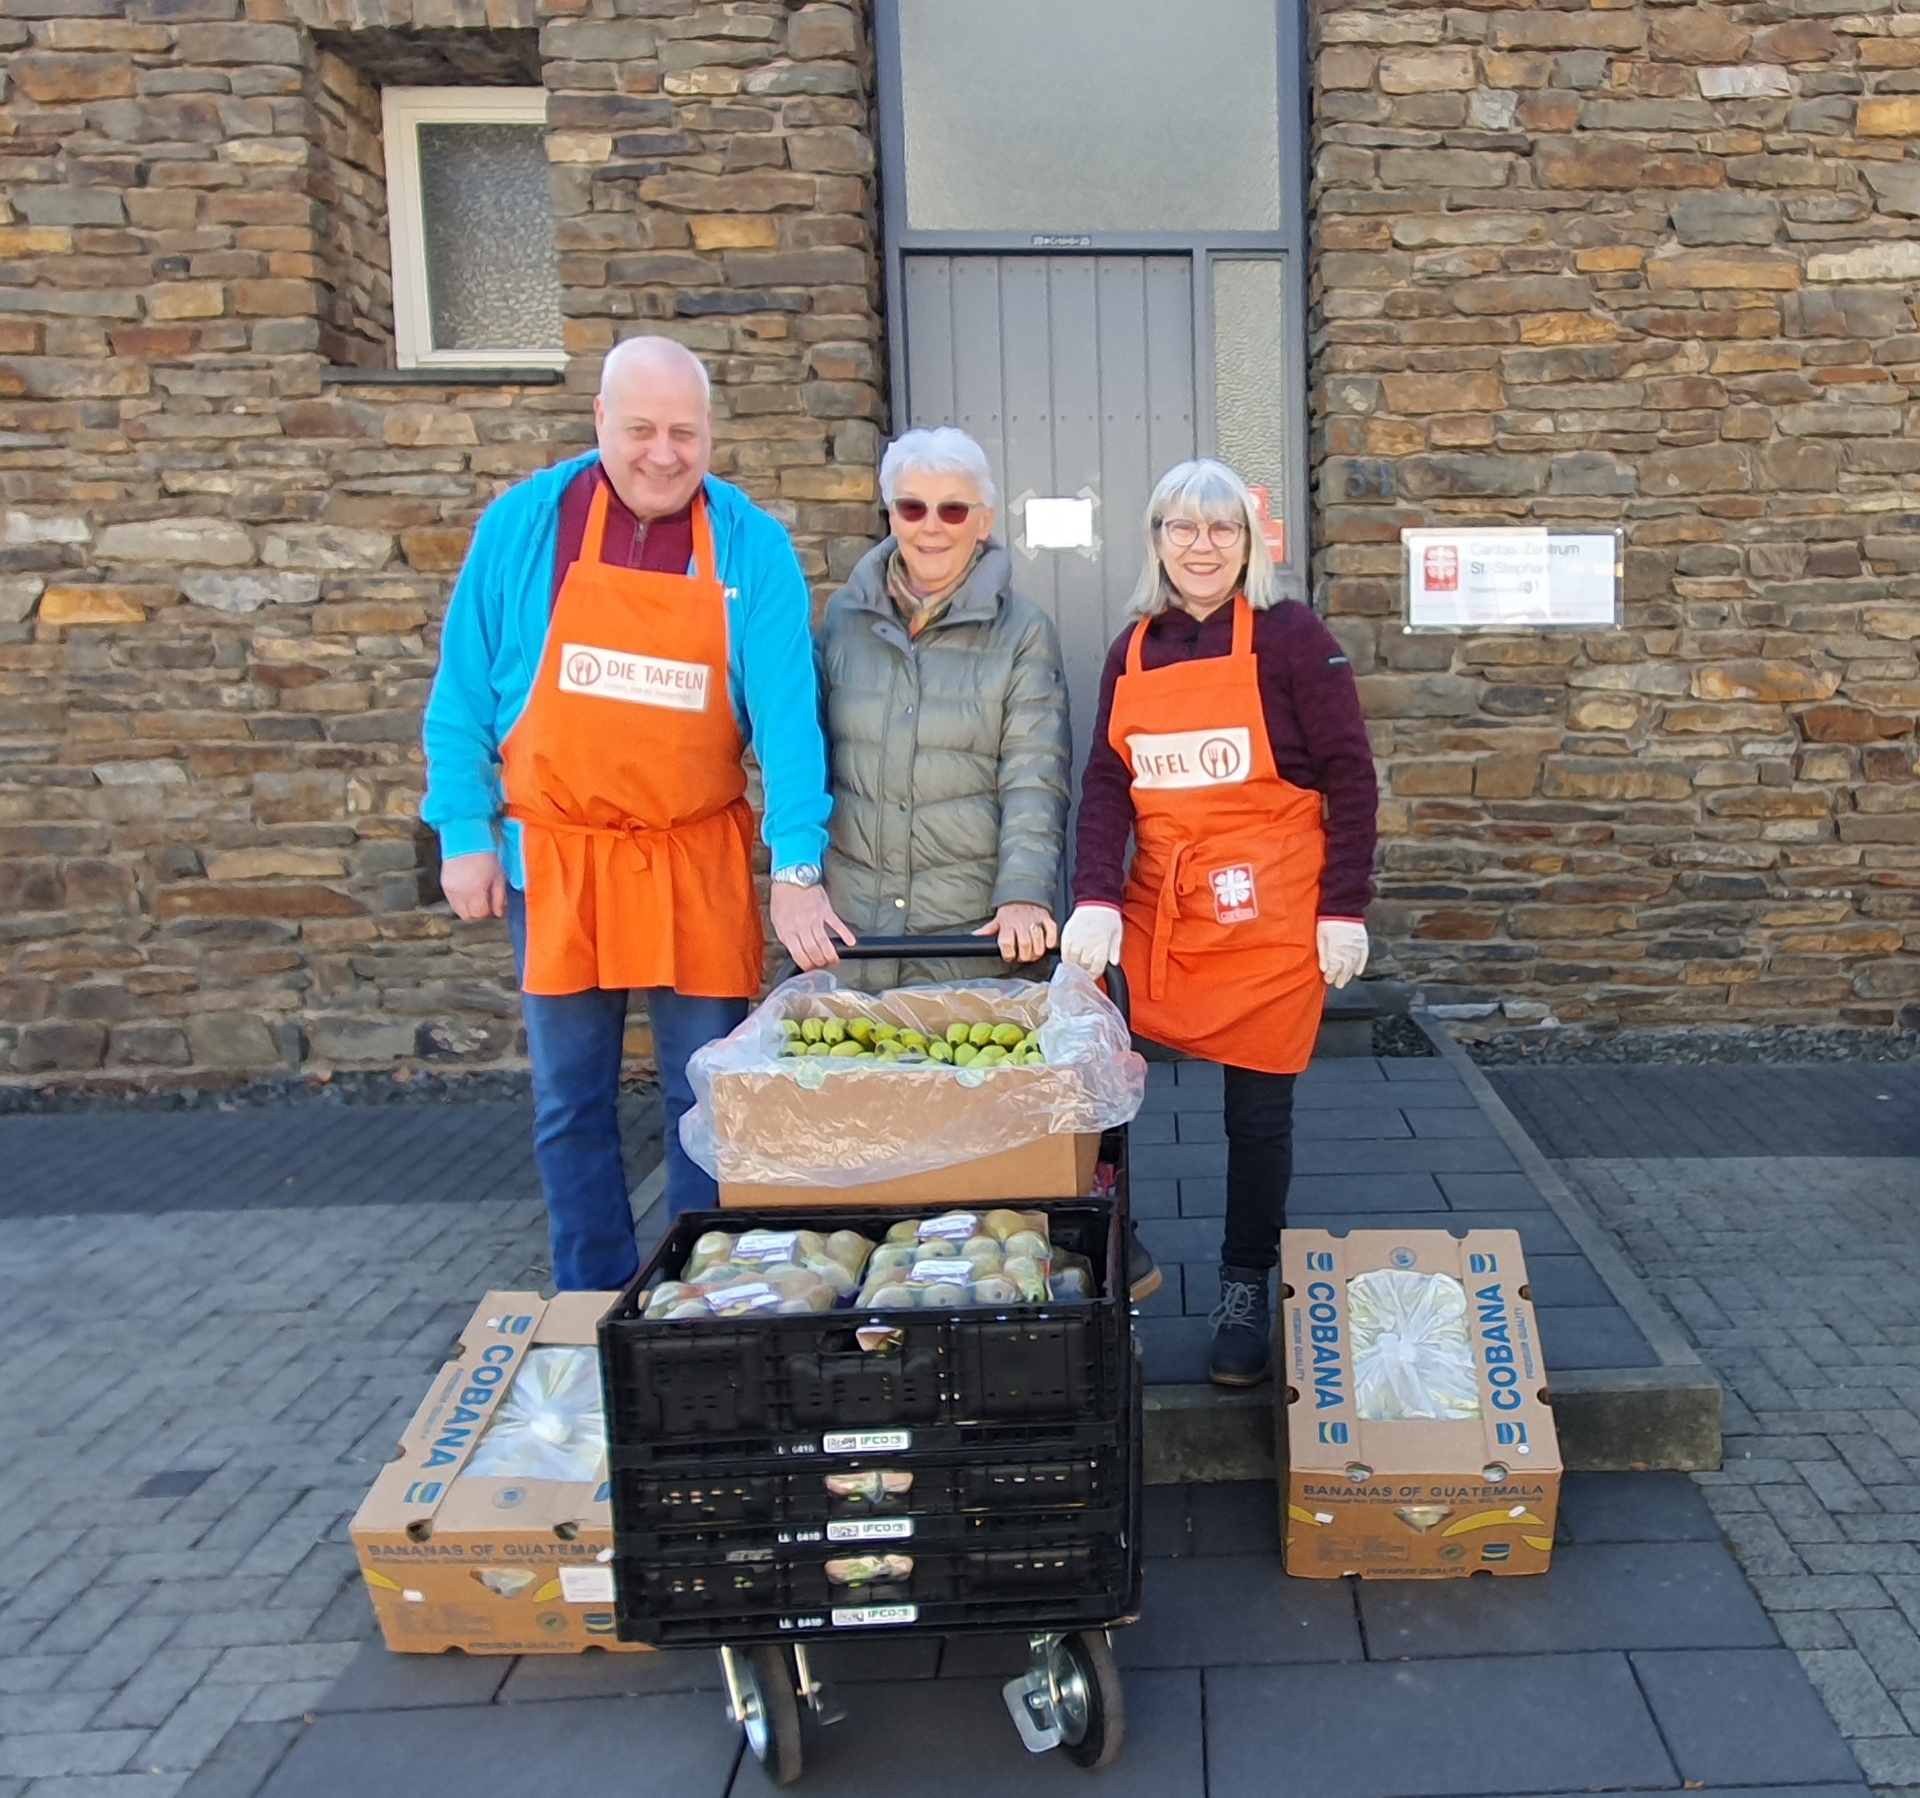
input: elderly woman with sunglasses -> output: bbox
[811,427,1071,984]
[1060,459,1378,1386]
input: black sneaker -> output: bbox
[1208,1265,1272,1387]
[1127,1224,1164,1303]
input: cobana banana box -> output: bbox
[1276,1229,1561,1579]
[350,1290,649,1654]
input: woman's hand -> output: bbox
[1060,904,1124,978]
[976,903,1058,963]
[1317,919,1369,989]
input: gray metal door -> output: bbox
[902,253,1197,813]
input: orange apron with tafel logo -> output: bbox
[1110,594,1327,1075]
[501,480,763,998]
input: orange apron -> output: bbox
[1111,594,1327,1076]
[501,482,763,998]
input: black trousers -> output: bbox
[1220,1066,1298,1274]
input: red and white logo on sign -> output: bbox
[1423,544,1459,593]
[1210,863,1259,925]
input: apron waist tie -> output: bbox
[1147,841,1195,1005]
[507,803,745,871]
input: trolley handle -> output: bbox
[776,933,1130,1031]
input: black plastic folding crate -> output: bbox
[615,1442,1123,1537]
[600,1202,1128,1468]
[613,1512,1134,1649]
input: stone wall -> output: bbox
[0,0,882,1081]
[10,0,1920,1079]
[1312,0,1920,1030]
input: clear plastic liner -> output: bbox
[1348,1269,1482,1423]
[681,965,1146,1188]
[462,1346,608,1483]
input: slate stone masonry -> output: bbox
[1315,1,1920,1034]
[5,0,1920,1077]
[0,0,883,1080]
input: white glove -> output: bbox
[1318,919,1370,989]
[1060,903,1124,978]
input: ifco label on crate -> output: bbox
[831,1604,917,1629]
[823,1430,913,1455]
[825,1518,915,1543]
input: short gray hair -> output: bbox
[879,426,997,509]
[1127,458,1275,617]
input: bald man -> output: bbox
[423,336,849,1288]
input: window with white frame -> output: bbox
[382,88,565,370]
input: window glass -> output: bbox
[897,0,1281,233]
[417,122,563,355]
[1213,258,1289,506]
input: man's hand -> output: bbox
[441,850,506,921]
[771,881,856,971]
[975,903,1058,963]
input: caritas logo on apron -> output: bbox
[559,643,711,713]
[1125,727,1252,791]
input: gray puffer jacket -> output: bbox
[819,538,1070,986]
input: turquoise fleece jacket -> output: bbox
[421,453,830,886]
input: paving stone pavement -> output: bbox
[1133,1056,1657,1385]
[1501,1065,1920,1795]
[1491,1066,1920,1162]
[0,1097,655,1798]
[265,1473,1864,1798]
[0,1066,1868,1798]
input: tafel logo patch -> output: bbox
[559,643,710,713]
[1126,727,1252,790]
[1210,863,1258,924]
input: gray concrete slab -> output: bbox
[1520,1255,1614,1308]
[1557,1473,1722,1544]
[730,1670,1204,1797]
[1356,1542,1776,1657]
[316,1641,508,1712]
[1110,1554,1361,1670]
[1634,1649,1866,1788]
[1285,1173,1450,1213]
[497,1648,721,1702]
[259,1693,738,1798]
[1204,1652,1677,1798]
[1288,1210,1579,1256]
[1536,1304,1662,1371]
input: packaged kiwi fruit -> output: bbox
[771,1008,1047,1067]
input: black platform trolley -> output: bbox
[598,938,1144,1784]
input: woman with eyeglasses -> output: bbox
[814,423,1164,1304]
[813,427,1071,983]
[1060,459,1378,1386]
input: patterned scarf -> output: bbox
[886,544,983,638]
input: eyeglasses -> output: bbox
[892,498,981,526]
[1158,518,1247,550]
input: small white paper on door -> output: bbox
[1025,497,1095,550]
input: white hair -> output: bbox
[879,426,997,509]
[1127,458,1275,616]
[598,334,711,405]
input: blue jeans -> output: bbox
[508,889,749,1290]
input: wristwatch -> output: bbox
[772,863,822,888]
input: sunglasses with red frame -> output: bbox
[890,498,982,526]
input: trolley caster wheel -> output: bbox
[732,1646,804,1786]
[1052,1631,1125,1771]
